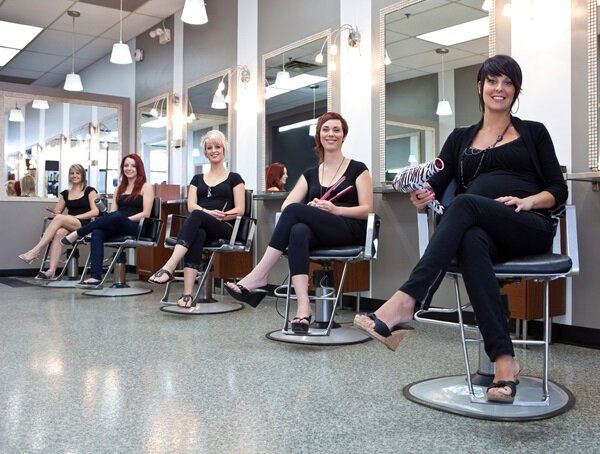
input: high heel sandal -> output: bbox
[224,283,267,308]
[291,315,312,334]
[353,313,413,352]
[60,236,78,246]
[18,253,38,264]
[177,294,195,308]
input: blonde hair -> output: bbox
[68,164,88,189]
[20,174,36,196]
[201,130,228,156]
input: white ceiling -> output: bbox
[0,0,185,86]
[385,0,489,83]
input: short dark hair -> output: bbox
[314,112,349,162]
[476,54,522,112]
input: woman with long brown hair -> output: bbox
[62,154,154,286]
[18,164,98,279]
[226,112,373,333]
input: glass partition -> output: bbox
[261,31,331,191]
[380,0,490,182]
[186,73,229,181]
[137,94,170,185]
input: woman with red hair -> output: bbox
[266,162,288,192]
[62,154,154,286]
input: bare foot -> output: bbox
[355,290,415,330]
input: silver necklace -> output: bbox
[320,157,345,198]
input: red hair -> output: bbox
[266,163,285,191]
[115,153,147,200]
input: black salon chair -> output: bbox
[266,213,380,346]
[79,197,163,297]
[160,190,256,315]
[403,184,578,421]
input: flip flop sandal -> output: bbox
[148,269,174,284]
[177,294,196,308]
[353,313,413,352]
[291,315,312,334]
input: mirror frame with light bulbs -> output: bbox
[136,92,172,184]
[588,0,598,170]
[377,0,497,182]
[183,68,233,181]
[0,85,127,202]
[259,29,333,192]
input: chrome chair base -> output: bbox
[403,375,575,421]
[43,279,81,288]
[266,325,371,346]
[160,298,243,315]
[83,285,153,297]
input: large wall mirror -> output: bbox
[380,0,492,182]
[137,93,170,185]
[261,30,332,192]
[2,93,122,199]
[185,70,231,182]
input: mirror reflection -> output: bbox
[186,75,229,180]
[384,0,489,181]
[97,112,120,195]
[138,95,169,185]
[3,95,121,198]
[264,36,328,191]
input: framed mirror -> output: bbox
[261,30,332,192]
[137,93,171,185]
[379,0,493,182]
[2,93,123,199]
[588,0,599,170]
[185,70,231,181]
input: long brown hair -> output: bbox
[266,162,285,190]
[115,153,146,200]
[313,111,349,163]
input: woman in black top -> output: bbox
[62,154,154,286]
[148,130,246,308]
[226,112,373,333]
[18,164,98,279]
[355,55,567,404]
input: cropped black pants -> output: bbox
[399,194,555,361]
[176,210,233,269]
[269,203,365,276]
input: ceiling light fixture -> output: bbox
[110,0,132,64]
[64,11,83,92]
[0,20,42,51]
[274,54,290,87]
[186,99,196,123]
[9,103,24,122]
[32,99,49,109]
[481,0,492,11]
[181,0,208,25]
[384,50,391,65]
[435,48,452,116]
[417,17,489,46]
[503,1,512,17]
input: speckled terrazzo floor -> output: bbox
[1,278,598,453]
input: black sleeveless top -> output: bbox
[190,172,244,211]
[60,186,97,216]
[117,194,143,218]
[303,159,369,239]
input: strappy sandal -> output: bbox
[35,271,55,280]
[486,380,518,404]
[148,268,174,284]
[291,315,312,334]
[353,313,413,352]
[224,283,267,308]
[177,294,195,308]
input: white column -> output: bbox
[171,10,185,185]
[339,0,372,169]
[61,103,70,192]
[235,0,258,191]
[37,109,46,194]
[510,0,572,324]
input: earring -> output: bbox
[511,98,520,114]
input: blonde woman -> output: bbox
[148,130,246,308]
[20,174,36,197]
[18,164,98,279]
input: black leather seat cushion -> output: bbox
[164,236,244,248]
[107,235,153,243]
[448,253,572,276]
[308,245,364,258]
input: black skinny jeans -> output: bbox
[176,210,233,269]
[399,193,555,361]
[269,203,365,276]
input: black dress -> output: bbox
[60,186,97,225]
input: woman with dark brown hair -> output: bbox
[266,162,288,192]
[226,112,373,333]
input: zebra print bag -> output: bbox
[392,158,445,214]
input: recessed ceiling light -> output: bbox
[416,17,489,47]
[0,20,43,50]
[265,74,327,99]
[0,47,20,66]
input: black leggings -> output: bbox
[399,194,555,361]
[269,203,365,276]
[176,210,233,269]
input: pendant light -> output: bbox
[308,84,318,137]
[435,48,452,116]
[384,50,391,65]
[32,99,49,109]
[110,0,132,64]
[182,0,208,25]
[64,10,83,91]
[481,0,492,11]
[9,103,24,122]
[274,54,290,87]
